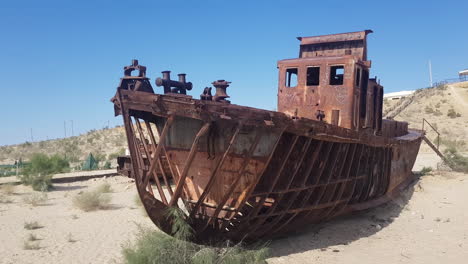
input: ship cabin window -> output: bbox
[285,68,298,88]
[355,68,361,86]
[306,66,320,86]
[330,65,344,85]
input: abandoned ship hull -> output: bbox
[116,89,423,242]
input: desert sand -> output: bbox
[1,153,467,264]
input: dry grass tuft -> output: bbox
[72,189,111,212]
[27,233,40,241]
[22,192,48,206]
[23,240,41,250]
[66,233,77,243]
[24,221,43,230]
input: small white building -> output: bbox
[459,69,468,77]
[383,90,415,100]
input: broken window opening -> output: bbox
[306,66,320,86]
[285,68,298,87]
[330,65,344,85]
[355,68,361,86]
[360,69,369,119]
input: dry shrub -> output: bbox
[72,190,111,212]
[447,108,461,118]
[22,192,48,206]
[27,233,39,241]
[23,240,41,250]
[66,233,77,243]
[122,208,269,264]
[95,182,113,193]
[24,221,42,230]
[445,147,468,173]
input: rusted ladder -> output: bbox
[421,118,453,168]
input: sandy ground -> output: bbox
[1,153,467,264]
[0,176,153,264]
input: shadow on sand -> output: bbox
[269,178,417,257]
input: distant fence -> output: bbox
[433,76,468,87]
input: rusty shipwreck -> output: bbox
[112,30,423,242]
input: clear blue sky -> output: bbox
[1,0,467,146]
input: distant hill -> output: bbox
[0,126,127,167]
[384,81,468,153]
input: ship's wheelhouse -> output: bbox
[277,30,383,134]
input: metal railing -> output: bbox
[432,76,468,87]
[422,118,440,150]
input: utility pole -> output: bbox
[429,60,433,87]
[70,120,74,137]
[30,128,33,142]
[64,121,67,138]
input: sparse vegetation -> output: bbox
[447,108,461,118]
[27,233,40,241]
[420,166,432,175]
[23,240,41,250]
[122,208,269,264]
[22,192,48,206]
[103,161,112,169]
[108,148,126,160]
[0,126,127,173]
[19,153,70,191]
[72,188,112,212]
[95,182,113,193]
[24,221,42,230]
[424,105,434,114]
[444,147,468,173]
[66,233,77,243]
[440,138,466,151]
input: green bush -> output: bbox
[19,153,70,191]
[122,208,269,264]
[103,161,111,169]
[420,166,432,175]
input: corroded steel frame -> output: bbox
[113,87,422,242]
[112,30,423,243]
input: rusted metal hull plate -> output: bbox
[114,90,423,242]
